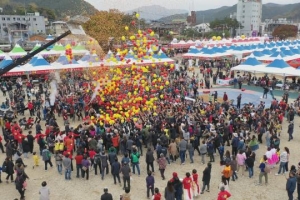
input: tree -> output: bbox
[272,25,298,40]
[83,10,135,52]
[209,17,243,37]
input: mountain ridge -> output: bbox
[158,3,300,23]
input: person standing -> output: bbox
[100,151,109,180]
[39,181,50,200]
[100,188,113,200]
[182,172,193,200]
[287,122,294,141]
[157,153,167,180]
[236,94,242,109]
[179,138,187,165]
[164,181,175,200]
[146,171,155,199]
[286,172,297,200]
[111,157,121,185]
[62,154,72,180]
[54,151,63,175]
[231,133,239,156]
[199,140,207,164]
[192,169,200,197]
[2,157,14,183]
[74,153,83,178]
[257,155,268,185]
[276,148,288,175]
[42,146,53,171]
[201,162,212,194]
[15,172,27,200]
[121,161,131,190]
[26,131,34,154]
[81,155,90,180]
[130,148,140,176]
[145,147,155,173]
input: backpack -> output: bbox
[131,153,140,163]
[94,154,101,164]
[1,163,7,173]
[264,164,271,173]
[223,166,232,178]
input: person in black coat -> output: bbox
[2,157,14,183]
[22,138,30,158]
[201,162,212,194]
[111,157,121,185]
[26,131,34,154]
[100,188,113,200]
[15,171,26,200]
[145,147,155,173]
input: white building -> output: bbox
[236,0,262,37]
[193,23,211,33]
[0,12,46,43]
[47,21,69,36]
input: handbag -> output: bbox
[82,166,87,171]
[23,181,27,188]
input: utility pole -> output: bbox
[24,0,26,15]
[202,15,204,39]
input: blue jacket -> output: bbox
[146,175,155,188]
[286,176,297,192]
[231,137,239,148]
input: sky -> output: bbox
[86,0,299,12]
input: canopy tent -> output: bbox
[8,44,27,58]
[47,44,65,55]
[183,47,201,58]
[23,55,56,73]
[30,44,42,53]
[54,54,78,65]
[45,35,55,41]
[230,54,265,73]
[253,56,296,76]
[0,55,13,69]
[73,43,89,54]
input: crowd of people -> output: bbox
[0,60,299,200]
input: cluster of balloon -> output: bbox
[85,17,175,126]
[211,36,222,41]
[65,44,73,63]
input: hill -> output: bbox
[126,5,187,21]
[0,0,98,20]
[159,3,300,23]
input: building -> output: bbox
[46,21,69,36]
[187,11,197,26]
[236,0,262,37]
[264,18,297,34]
[0,12,46,44]
[193,23,211,33]
[147,22,186,37]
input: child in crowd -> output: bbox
[33,152,40,169]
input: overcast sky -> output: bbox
[86,0,299,11]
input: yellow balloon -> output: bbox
[135,13,140,18]
[166,81,169,85]
[125,26,129,31]
[121,36,126,41]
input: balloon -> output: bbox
[150,31,155,37]
[166,81,169,85]
[217,36,222,41]
[135,13,140,18]
[121,36,126,41]
[125,26,129,31]
[212,36,216,40]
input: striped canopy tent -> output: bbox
[231,54,265,73]
[23,55,57,74]
[30,43,41,53]
[183,46,201,58]
[254,55,296,76]
[8,44,27,58]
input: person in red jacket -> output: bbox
[182,172,193,200]
[153,188,161,200]
[217,186,231,200]
[74,153,83,178]
[27,101,34,116]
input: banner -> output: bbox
[216,78,232,86]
